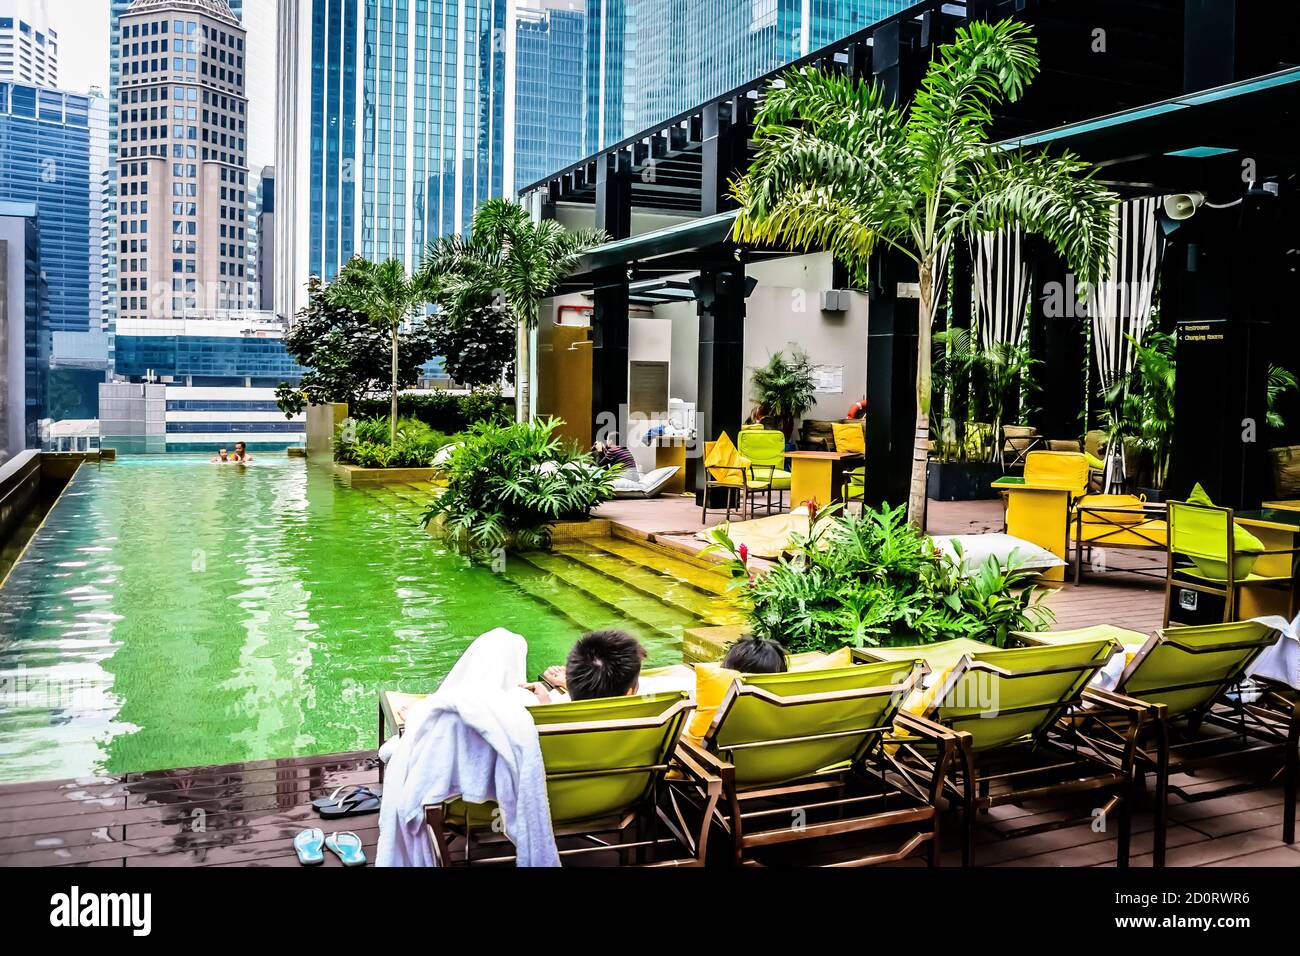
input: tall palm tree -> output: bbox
[426,198,605,421]
[326,256,438,444]
[732,19,1115,526]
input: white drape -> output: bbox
[972,226,1031,347]
[1087,197,1163,391]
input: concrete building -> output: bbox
[0,0,58,87]
[0,200,44,462]
[115,0,252,325]
[255,163,272,311]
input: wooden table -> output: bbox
[1233,509,1300,619]
[784,450,861,509]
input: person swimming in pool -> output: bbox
[232,441,252,462]
[212,447,230,462]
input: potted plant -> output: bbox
[1102,330,1175,499]
[749,349,818,440]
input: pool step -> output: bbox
[551,542,745,626]
[510,551,693,641]
[584,537,733,596]
[500,559,671,641]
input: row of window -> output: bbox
[119,85,246,118]
[121,18,242,52]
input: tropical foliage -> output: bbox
[708,503,1053,653]
[326,257,440,444]
[275,275,436,417]
[334,416,454,469]
[422,199,606,418]
[731,18,1114,525]
[750,349,818,438]
[423,417,618,554]
[352,389,514,434]
[932,328,1039,462]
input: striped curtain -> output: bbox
[1088,197,1163,391]
[971,227,1031,347]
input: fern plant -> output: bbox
[709,503,1052,653]
[422,417,617,555]
[750,349,818,438]
[334,416,453,469]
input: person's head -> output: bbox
[234,442,247,457]
[722,636,788,674]
[565,630,646,701]
[218,447,228,460]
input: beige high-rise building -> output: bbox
[115,0,250,322]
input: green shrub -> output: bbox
[708,503,1053,653]
[334,416,454,468]
[423,417,617,554]
[352,388,512,434]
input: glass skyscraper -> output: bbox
[0,81,99,333]
[277,0,510,321]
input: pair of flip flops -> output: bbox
[294,828,366,866]
[311,784,382,819]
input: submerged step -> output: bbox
[512,550,694,641]
[585,537,734,596]
[552,542,746,626]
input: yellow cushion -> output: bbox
[831,422,865,455]
[1076,493,1147,525]
[791,647,854,671]
[1023,451,1089,494]
[1183,483,1265,552]
[704,433,751,485]
[688,662,740,738]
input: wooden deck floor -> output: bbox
[3,496,1289,869]
[2,748,1295,867]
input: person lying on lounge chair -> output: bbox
[527,629,647,705]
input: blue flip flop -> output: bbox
[294,827,325,866]
[325,831,367,867]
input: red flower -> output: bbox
[738,542,749,565]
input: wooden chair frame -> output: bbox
[671,671,960,867]
[1072,501,1167,585]
[1084,628,1299,867]
[896,649,1145,867]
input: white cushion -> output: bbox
[928,533,1065,574]
[612,465,680,498]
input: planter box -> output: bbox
[1138,486,1167,503]
[332,463,441,487]
[549,518,612,541]
[306,402,349,462]
[926,461,1003,501]
[683,625,749,664]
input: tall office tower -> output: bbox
[276,0,510,323]
[115,0,252,323]
[514,1,585,193]
[623,0,910,141]
[0,0,58,87]
[0,82,98,334]
[256,164,273,311]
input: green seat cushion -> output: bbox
[1173,484,1264,579]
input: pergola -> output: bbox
[519,0,1300,509]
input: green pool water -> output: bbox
[0,456,702,783]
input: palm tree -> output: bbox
[731,19,1115,526]
[425,198,605,421]
[326,256,438,444]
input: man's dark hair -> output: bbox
[565,630,646,701]
[722,636,788,674]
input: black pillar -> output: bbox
[1026,239,1086,440]
[591,267,629,443]
[864,251,919,509]
[591,152,631,441]
[694,266,746,490]
[701,98,748,217]
[1167,191,1280,508]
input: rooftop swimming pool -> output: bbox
[0,456,730,783]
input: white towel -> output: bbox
[376,628,560,867]
[1248,614,1300,690]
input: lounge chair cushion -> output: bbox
[1023,450,1089,493]
[928,532,1065,574]
[704,433,750,485]
[1175,484,1264,579]
[831,422,865,455]
[610,466,680,498]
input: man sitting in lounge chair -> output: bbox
[721,635,788,674]
[528,629,646,704]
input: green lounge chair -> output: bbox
[1079,621,1298,866]
[736,428,792,516]
[1163,499,1298,625]
[675,660,958,866]
[869,636,1143,867]
[383,691,717,866]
